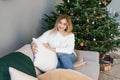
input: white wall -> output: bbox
[108,0,120,12]
[0,0,61,57]
[107,0,120,54]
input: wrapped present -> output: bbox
[100,63,111,71]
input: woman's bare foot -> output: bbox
[74,62,87,68]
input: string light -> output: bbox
[67,0,70,3]
[92,21,95,24]
[93,38,96,41]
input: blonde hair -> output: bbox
[51,14,73,34]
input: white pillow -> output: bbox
[9,67,37,80]
[32,38,58,72]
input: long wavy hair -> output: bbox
[50,14,73,35]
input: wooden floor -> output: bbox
[98,64,120,80]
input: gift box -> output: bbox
[100,63,111,71]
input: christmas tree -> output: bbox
[43,0,120,54]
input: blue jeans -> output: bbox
[56,53,76,70]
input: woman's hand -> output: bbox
[43,43,55,52]
[31,42,38,54]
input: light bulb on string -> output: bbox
[67,0,70,3]
[93,38,96,41]
[92,21,95,24]
[86,18,90,23]
[99,2,101,5]
[93,10,96,14]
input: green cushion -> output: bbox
[0,52,36,80]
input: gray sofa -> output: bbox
[17,44,100,80]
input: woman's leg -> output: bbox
[57,58,63,68]
[56,53,76,70]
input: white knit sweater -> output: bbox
[37,30,76,55]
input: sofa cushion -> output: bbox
[32,38,58,72]
[38,69,93,80]
[9,67,37,80]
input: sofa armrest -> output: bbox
[75,50,100,80]
[75,50,99,63]
[16,44,34,61]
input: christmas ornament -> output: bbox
[95,16,101,19]
[103,1,108,6]
[80,42,84,47]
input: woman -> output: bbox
[31,14,85,70]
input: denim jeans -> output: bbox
[56,53,76,70]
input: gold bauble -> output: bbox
[80,42,84,47]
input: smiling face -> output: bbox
[51,14,73,34]
[57,19,67,32]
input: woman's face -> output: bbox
[57,19,67,32]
